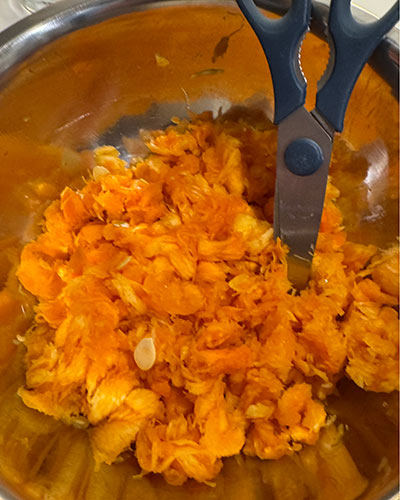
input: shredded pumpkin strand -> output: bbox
[16,113,399,485]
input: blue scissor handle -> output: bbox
[316,0,399,132]
[236,0,312,124]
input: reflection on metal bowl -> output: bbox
[0,1,398,499]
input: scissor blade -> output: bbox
[274,106,334,290]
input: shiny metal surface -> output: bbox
[274,106,334,289]
[0,0,398,85]
[0,0,157,81]
[0,1,397,500]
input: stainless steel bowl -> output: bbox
[0,1,398,499]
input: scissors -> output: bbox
[236,0,399,289]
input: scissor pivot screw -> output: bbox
[284,138,324,176]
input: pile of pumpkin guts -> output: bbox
[17,113,399,485]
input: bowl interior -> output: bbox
[0,2,398,500]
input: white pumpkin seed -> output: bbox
[134,337,156,371]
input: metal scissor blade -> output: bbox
[274,106,334,290]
